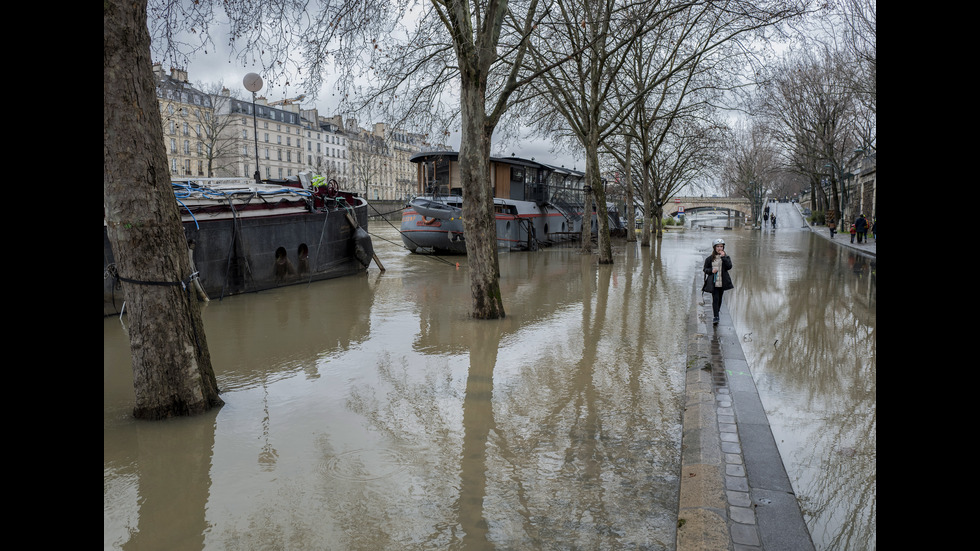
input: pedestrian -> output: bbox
[763,211,769,227]
[849,222,856,243]
[702,238,734,325]
[828,217,837,238]
[855,214,868,243]
[771,213,776,228]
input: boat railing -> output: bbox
[546,188,582,226]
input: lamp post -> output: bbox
[243,73,263,183]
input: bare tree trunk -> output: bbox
[624,135,636,242]
[585,131,613,264]
[459,80,505,319]
[641,162,653,247]
[104,0,223,419]
[580,188,593,254]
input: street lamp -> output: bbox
[243,73,263,183]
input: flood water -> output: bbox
[104,205,875,550]
[726,203,876,551]
[105,224,704,550]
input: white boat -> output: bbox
[400,153,585,254]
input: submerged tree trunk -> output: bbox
[641,162,653,247]
[104,0,223,419]
[585,131,614,264]
[458,72,505,319]
[624,136,636,243]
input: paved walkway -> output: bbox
[796,206,876,258]
[676,204,873,549]
[677,281,815,551]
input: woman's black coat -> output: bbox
[702,255,734,293]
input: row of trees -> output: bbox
[107,0,816,418]
[720,0,877,222]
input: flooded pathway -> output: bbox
[105,226,706,550]
[725,203,876,550]
[104,208,874,550]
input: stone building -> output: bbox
[154,67,428,195]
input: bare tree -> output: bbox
[526,0,807,260]
[194,84,245,177]
[148,1,557,319]
[757,47,863,221]
[720,120,779,223]
[525,0,672,264]
[105,0,223,419]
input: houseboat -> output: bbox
[400,152,587,254]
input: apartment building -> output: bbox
[154,65,216,178]
[154,67,429,194]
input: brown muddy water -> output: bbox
[104,206,875,550]
[105,225,703,550]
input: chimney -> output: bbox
[169,67,189,83]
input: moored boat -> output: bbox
[104,174,374,316]
[400,152,585,254]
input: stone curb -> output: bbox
[677,271,815,551]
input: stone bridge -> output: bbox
[666,196,752,217]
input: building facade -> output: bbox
[154,67,431,196]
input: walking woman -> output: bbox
[703,238,734,325]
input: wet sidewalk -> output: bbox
[795,206,876,258]
[676,276,815,551]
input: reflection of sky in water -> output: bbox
[105,226,701,550]
[105,208,873,551]
[727,203,875,551]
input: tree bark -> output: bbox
[641,162,653,247]
[624,136,636,243]
[104,0,223,419]
[585,129,614,264]
[458,69,505,319]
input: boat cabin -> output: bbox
[410,152,586,207]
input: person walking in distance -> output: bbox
[855,214,868,243]
[703,238,734,325]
